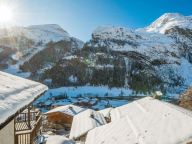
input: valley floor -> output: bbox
[34,86,178,112]
[34,86,134,111]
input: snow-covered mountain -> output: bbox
[36,13,192,95]
[1,13,192,95]
[92,26,179,63]
[142,13,192,34]
[0,24,70,44]
[0,24,84,77]
[88,13,192,94]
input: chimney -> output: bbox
[153,91,163,100]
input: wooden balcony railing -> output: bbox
[15,110,42,144]
[16,111,41,122]
[15,111,41,131]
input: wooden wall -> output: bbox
[47,112,73,125]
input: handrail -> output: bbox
[15,115,42,144]
[15,111,40,123]
[15,115,42,134]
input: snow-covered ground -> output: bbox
[4,63,31,78]
[45,135,75,144]
[39,86,132,100]
[34,86,137,111]
[38,86,133,100]
[34,84,180,112]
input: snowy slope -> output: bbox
[92,26,179,63]
[0,24,70,44]
[83,13,192,93]
[141,13,192,34]
[93,26,136,41]
[0,24,84,78]
[0,24,83,60]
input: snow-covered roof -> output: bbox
[86,97,192,144]
[0,71,48,127]
[46,104,86,116]
[110,96,192,122]
[69,109,106,140]
[98,107,113,118]
[46,135,75,144]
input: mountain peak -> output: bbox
[143,13,192,34]
[160,13,184,18]
[28,24,65,31]
[0,24,72,44]
[28,24,69,36]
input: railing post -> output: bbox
[28,106,31,129]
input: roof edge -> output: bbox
[0,89,47,130]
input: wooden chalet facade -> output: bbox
[45,104,86,129]
[0,71,48,144]
[47,111,73,126]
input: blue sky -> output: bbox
[9,0,192,41]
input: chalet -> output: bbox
[85,97,192,144]
[45,104,86,129]
[69,109,106,142]
[0,71,48,144]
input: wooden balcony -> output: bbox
[15,107,42,144]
